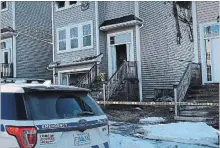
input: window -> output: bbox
[1,93,27,120]
[69,1,77,5]
[58,29,66,51]
[55,1,81,11]
[1,1,7,11]
[70,27,78,49]
[26,92,104,120]
[204,24,219,38]
[1,42,6,49]
[56,1,65,8]
[57,21,93,53]
[83,24,92,47]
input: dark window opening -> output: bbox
[1,1,7,10]
[69,1,77,5]
[56,1,65,8]
[110,37,115,45]
[4,52,8,64]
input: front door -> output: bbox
[211,38,220,82]
[107,30,134,78]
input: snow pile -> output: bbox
[110,133,155,148]
[143,122,218,147]
[139,117,165,124]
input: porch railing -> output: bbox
[0,63,13,78]
[75,63,97,88]
[105,61,138,100]
[174,63,192,116]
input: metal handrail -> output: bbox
[174,63,192,115]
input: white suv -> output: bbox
[0,80,110,148]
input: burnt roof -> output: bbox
[1,27,16,33]
[100,15,143,27]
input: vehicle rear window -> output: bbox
[25,92,104,120]
[1,93,27,120]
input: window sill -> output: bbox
[1,8,8,12]
[55,3,81,12]
[57,46,93,54]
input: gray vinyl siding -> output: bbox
[139,1,194,99]
[104,1,135,20]
[98,2,136,78]
[53,2,97,64]
[15,2,52,80]
[1,2,13,28]
[196,1,220,63]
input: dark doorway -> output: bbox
[115,44,127,69]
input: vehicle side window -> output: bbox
[1,93,27,120]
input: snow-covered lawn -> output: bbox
[110,121,218,148]
[139,117,165,124]
[142,122,218,147]
[110,133,155,148]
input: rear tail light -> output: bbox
[6,126,37,148]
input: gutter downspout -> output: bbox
[95,1,100,56]
[12,1,16,77]
[135,1,143,102]
[51,2,55,84]
[192,1,199,63]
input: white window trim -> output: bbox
[56,21,93,54]
[81,20,93,50]
[69,24,79,50]
[56,27,67,54]
[1,1,8,12]
[199,22,220,84]
[55,1,81,12]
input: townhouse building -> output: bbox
[49,1,197,102]
[0,1,52,80]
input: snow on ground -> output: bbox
[110,133,212,148]
[142,122,218,147]
[139,117,166,124]
[110,133,155,148]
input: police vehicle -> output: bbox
[0,78,110,148]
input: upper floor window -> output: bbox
[58,30,66,51]
[1,42,6,49]
[1,1,7,11]
[82,24,92,47]
[204,24,219,38]
[57,21,93,53]
[70,26,79,49]
[55,1,81,11]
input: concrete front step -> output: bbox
[174,116,213,122]
[184,99,219,103]
[180,105,213,111]
[186,95,219,99]
[179,111,208,117]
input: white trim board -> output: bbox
[135,1,143,102]
[199,22,220,84]
[95,1,100,56]
[192,1,198,63]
